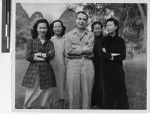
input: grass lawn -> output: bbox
[15,54,147,109]
[124,55,147,109]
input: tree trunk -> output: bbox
[137,4,147,52]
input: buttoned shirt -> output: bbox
[65,28,94,58]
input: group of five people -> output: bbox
[21,11,129,109]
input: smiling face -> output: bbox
[76,13,88,30]
[93,24,102,36]
[106,21,117,35]
[53,21,63,36]
[37,23,47,38]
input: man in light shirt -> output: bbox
[65,11,95,109]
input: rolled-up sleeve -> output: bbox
[81,33,94,54]
[64,34,82,56]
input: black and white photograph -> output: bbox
[10,0,148,111]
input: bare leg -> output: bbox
[40,88,54,107]
[26,86,42,108]
[23,88,34,108]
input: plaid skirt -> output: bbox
[22,62,56,89]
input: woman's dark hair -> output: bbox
[106,18,119,35]
[91,21,103,32]
[31,18,51,40]
[49,20,66,37]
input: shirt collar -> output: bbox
[73,28,89,35]
[36,36,49,45]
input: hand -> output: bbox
[72,45,82,54]
[72,45,81,49]
[34,53,44,61]
[48,50,51,54]
[41,53,46,58]
[111,53,120,56]
[82,46,89,52]
[108,53,120,61]
[102,48,106,53]
[73,45,82,52]
[110,55,114,60]
[108,54,114,61]
[34,53,43,57]
[33,55,44,61]
[47,50,54,55]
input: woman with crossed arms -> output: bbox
[100,18,129,109]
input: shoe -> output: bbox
[58,99,65,109]
[23,105,32,109]
[39,106,48,109]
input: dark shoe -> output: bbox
[58,99,65,109]
[26,107,32,109]
[91,105,98,109]
[23,105,32,109]
[38,106,48,109]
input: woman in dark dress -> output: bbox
[100,18,129,109]
[22,19,56,109]
[91,22,103,108]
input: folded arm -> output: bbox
[100,39,112,59]
[81,34,94,54]
[26,40,55,62]
[65,37,82,56]
[113,40,126,61]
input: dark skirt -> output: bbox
[91,58,103,108]
[101,61,129,109]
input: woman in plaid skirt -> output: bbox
[22,19,56,109]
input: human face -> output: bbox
[76,13,88,30]
[37,23,47,38]
[93,24,102,36]
[53,22,63,36]
[106,21,117,35]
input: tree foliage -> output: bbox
[16,3,147,57]
[81,3,147,54]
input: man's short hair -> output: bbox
[76,11,88,20]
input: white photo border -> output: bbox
[10,0,150,113]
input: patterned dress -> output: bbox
[22,37,56,89]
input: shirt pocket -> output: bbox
[71,36,81,45]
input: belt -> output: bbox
[67,56,91,60]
